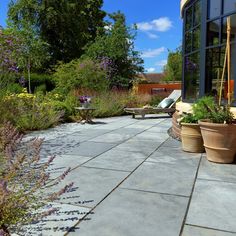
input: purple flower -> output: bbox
[79,95,91,104]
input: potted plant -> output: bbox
[180,97,215,153]
[198,103,236,163]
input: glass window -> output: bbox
[185,6,192,31]
[222,14,236,43]
[208,0,221,19]
[184,53,200,100]
[224,0,236,14]
[193,27,201,50]
[207,20,220,46]
[185,31,192,53]
[193,1,201,26]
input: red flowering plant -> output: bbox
[0,123,73,236]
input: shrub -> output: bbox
[0,123,73,235]
[0,89,63,132]
[53,59,109,95]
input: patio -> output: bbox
[23,115,236,236]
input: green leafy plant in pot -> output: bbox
[180,96,216,153]
[198,103,236,163]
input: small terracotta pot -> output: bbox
[198,120,236,163]
[181,123,205,153]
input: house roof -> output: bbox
[136,73,165,83]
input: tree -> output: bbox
[164,47,182,82]
[85,11,144,89]
[8,0,106,65]
[8,0,50,92]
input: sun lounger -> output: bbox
[124,90,181,118]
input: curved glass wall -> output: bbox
[182,0,236,105]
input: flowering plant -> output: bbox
[79,95,92,104]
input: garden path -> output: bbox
[22,115,236,236]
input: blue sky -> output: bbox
[0,0,183,73]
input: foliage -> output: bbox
[91,91,152,118]
[180,96,234,124]
[8,0,106,65]
[164,47,182,82]
[149,95,162,107]
[0,89,63,131]
[0,123,73,235]
[53,58,109,94]
[84,11,144,88]
[0,29,20,89]
[203,104,235,124]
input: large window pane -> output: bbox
[224,0,236,14]
[208,0,221,19]
[193,27,201,50]
[184,53,200,100]
[193,1,201,26]
[185,6,192,31]
[222,14,236,43]
[207,20,220,46]
[185,31,192,53]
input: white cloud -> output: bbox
[137,17,172,32]
[146,32,159,39]
[142,47,166,58]
[155,59,167,67]
[146,67,156,73]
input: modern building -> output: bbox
[180,0,236,109]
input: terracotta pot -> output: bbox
[181,123,205,153]
[198,120,236,163]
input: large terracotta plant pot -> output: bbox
[181,123,205,153]
[198,120,236,163]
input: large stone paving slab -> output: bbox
[83,148,147,171]
[52,166,129,208]
[89,128,143,143]
[197,157,236,183]
[186,179,236,233]
[68,188,188,236]
[121,158,200,196]
[182,225,236,236]
[115,139,160,156]
[131,131,169,142]
[64,141,117,157]
[21,203,90,236]
[147,146,201,163]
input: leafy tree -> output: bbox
[84,11,144,89]
[164,47,182,82]
[8,0,106,65]
[8,0,50,92]
[40,0,105,63]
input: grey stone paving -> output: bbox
[22,115,236,236]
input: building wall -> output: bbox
[180,0,190,16]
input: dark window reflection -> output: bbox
[208,0,221,19]
[193,27,201,50]
[222,14,236,43]
[224,0,236,14]
[207,20,220,46]
[185,53,200,100]
[185,31,192,53]
[185,6,192,31]
[193,1,201,26]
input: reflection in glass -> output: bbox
[207,20,220,46]
[185,31,192,53]
[193,27,200,50]
[224,0,236,14]
[193,1,201,26]
[184,53,200,100]
[222,14,236,43]
[208,0,221,19]
[185,6,192,31]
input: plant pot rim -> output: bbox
[181,122,199,126]
[198,119,236,127]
